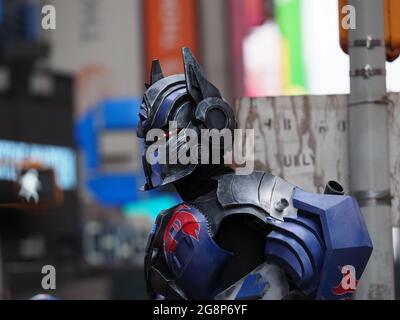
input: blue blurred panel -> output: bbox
[25,0,39,40]
[87,173,139,206]
[122,194,181,221]
[0,0,3,28]
[75,110,99,169]
[0,0,40,41]
[76,98,147,206]
[98,98,142,130]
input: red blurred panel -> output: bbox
[144,0,199,79]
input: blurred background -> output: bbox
[0,0,399,299]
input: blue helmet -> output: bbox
[137,48,236,190]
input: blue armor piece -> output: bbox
[163,204,233,299]
[293,188,373,299]
[215,262,290,300]
[265,210,325,295]
[235,273,269,300]
[265,188,372,299]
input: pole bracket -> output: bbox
[350,64,386,79]
[350,35,384,49]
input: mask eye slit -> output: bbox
[162,128,182,139]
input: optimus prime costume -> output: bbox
[138,48,373,300]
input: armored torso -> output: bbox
[144,171,372,300]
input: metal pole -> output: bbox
[348,0,395,299]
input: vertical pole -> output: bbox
[348,0,395,299]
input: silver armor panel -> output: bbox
[216,171,297,221]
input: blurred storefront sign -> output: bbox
[144,0,199,77]
[0,167,63,209]
[0,139,77,190]
[83,219,149,267]
[236,93,400,228]
[76,98,144,206]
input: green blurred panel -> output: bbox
[275,0,306,93]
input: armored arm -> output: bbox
[144,207,189,300]
[264,188,373,300]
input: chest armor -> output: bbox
[145,171,296,299]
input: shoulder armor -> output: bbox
[216,171,297,221]
[265,188,373,299]
[162,204,233,299]
[292,189,372,299]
